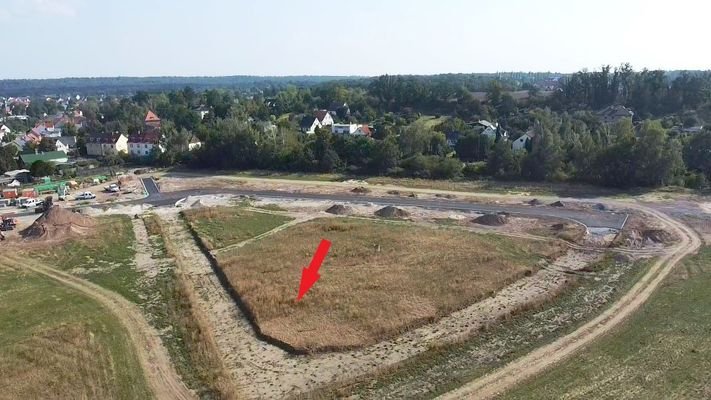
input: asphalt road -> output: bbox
[136,179,627,230]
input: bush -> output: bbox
[684,172,708,190]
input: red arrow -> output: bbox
[296,239,331,301]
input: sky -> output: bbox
[0,0,709,79]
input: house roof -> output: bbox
[189,136,201,144]
[87,133,125,144]
[314,110,330,123]
[358,125,372,136]
[300,116,318,129]
[128,129,161,144]
[19,151,67,164]
[56,136,77,147]
[145,110,161,123]
[477,120,496,130]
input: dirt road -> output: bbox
[436,203,701,400]
[0,254,196,400]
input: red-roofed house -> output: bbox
[128,130,163,157]
[145,111,161,128]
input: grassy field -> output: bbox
[503,247,711,400]
[182,206,294,250]
[34,215,142,303]
[304,255,655,399]
[213,217,562,352]
[0,267,152,400]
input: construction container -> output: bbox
[1,188,18,199]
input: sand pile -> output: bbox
[375,206,410,218]
[550,201,565,207]
[325,204,353,215]
[21,206,96,240]
[528,199,543,206]
[473,214,509,226]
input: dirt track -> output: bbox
[436,203,701,400]
[0,254,196,400]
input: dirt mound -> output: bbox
[643,229,675,244]
[551,223,566,230]
[594,203,608,211]
[550,201,565,207]
[375,206,410,218]
[528,199,543,206]
[351,186,371,194]
[473,214,509,226]
[325,204,353,215]
[21,206,96,240]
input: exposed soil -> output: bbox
[528,199,543,206]
[375,206,410,218]
[324,204,353,215]
[474,214,509,226]
[20,206,96,241]
[351,186,371,194]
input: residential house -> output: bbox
[188,136,202,151]
[23,131,42,145]
[328,102,350,119]
[31,121,62,138]
[314,110,334,127]
[477,120,508,141]
[332,124,359,135]
[300,116,322,134]
[128,130,163,158]
[0,124,10,140]
[512,131,535,152]
[86,133,128,157]
[331,123,373,137]
[19,151,69,167]
[445,131,461,147]
[2,139,24,153]
[55,136,78,154]
[196,106,210,120]
[145,111,162,128]
[598,105,634,125]
[354,125,372,137]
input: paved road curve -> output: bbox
[135,179,627,229]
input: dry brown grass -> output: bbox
[215,218,563,352]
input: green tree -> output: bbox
[684,131,711,178]
[0,147,17,174]
[633,121,683,186]
[487,139,521,178]
[30,160,55,177]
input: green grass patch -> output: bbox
[503,247,711,400]
[0,267,153,399]
[182,206,293,250]
[35,215,141,303]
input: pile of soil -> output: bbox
[473,214,509,226]
[325,204,353,215]
[551,223,567,230]
[550,201,566,207]
[594,203,608,211]
[21,206,96,240]
[375,206,410,218]
[643,229,675,244]
[528,199,543,206]
[351,187,371,194]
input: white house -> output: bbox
[478,120,508,141]
[128,130,163,157]
[314,110,334,127]
[55,136,77,154]
[86,133,128,157]
[512,131,535,152]
[300,116,322,134]
[188,136,202,151]
[0,124,10,140]
[332,124,359,135]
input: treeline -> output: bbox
[188,108,706,189]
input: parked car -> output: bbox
[104,184,120,193]
[19,198,42,209]
[75,192,96,200]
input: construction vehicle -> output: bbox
[57,184,69,201]
[34,196,54,214]
[0,216,17,231]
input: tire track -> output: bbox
[436,204,701,400]
[0,254,196,400]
